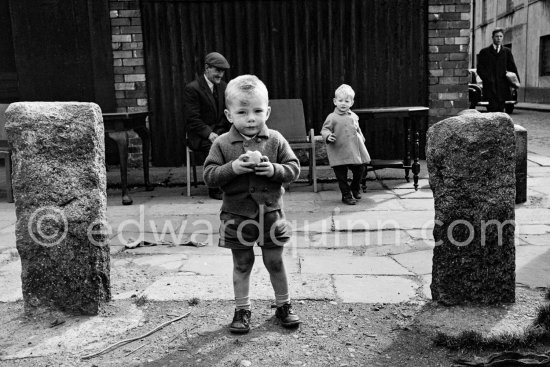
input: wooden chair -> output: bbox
[185,137,199,197]
[268,99,318,192]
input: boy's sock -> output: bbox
[275,293,290,307]
[235,296,251,311]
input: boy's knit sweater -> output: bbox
[203,125,300,218]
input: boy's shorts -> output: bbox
[219,210,291,249]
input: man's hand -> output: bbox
[208,132,219,142]
[327,134,336,143]
[254,156,274,177]
[232,154,256,175]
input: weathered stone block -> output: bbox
[6,102,110,315]
[427,112,515,305]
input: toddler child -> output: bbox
[321,84,371,205]
[203,75,301,333]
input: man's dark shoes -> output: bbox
[275,303,301,328]
[229,309,251,334]
[208,188,223,200]
[342,193,357,205]
[352,190,362,200]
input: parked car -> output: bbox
[468,69,517,114]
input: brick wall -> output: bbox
[427,0,471,125]
[107,0,471,166]
[109,0,147,167]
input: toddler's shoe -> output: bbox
[342,193,357,205]
[275,303,301,328]
[352,190,362,200]
[229,308,251,334]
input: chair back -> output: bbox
[267,99,307,143]
[0,103,9,141]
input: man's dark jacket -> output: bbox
[477,45,519,107]
[184,74,230,151]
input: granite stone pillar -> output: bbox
[6,102,110,315]
[427,112,516,305]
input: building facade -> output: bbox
[470,0,550,103]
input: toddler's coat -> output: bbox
[321,109,371,167]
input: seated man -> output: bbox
[184,52,231,199]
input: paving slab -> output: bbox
[516,224,550,235]
[516,246,550,288]
[333,275,419,303]
[390,249,433,275]
[0,230,15,249]
[317,191,404,211]
[169,254,301,275]
[527,166,550,177]
[142,273,335,301]
[382,178,430,190]
[333,210,435,231]
[519,233,550,246]
[294,230,412,249]
[528,153,550,166]
[145,202,221,216]
[362,240,434,256]
[300,255,413,275]
[391,189,434,199]
[0,259,22,302]
[128,253,190,271]
[285,212,333,233]
[398,198,435,211]
[515,208,550,225]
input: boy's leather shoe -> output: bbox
[352,190,362,200]
[208,188,223,200]
[229,309,251,334]
[341,194,357,205]
[275,303,301,328]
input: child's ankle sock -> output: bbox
[275,293,290,307]
[235,296,251,311]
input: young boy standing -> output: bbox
[321,84,371,205]
[203,75,301,333]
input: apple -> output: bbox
[242,150,263,165]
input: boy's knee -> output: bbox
[233,256,254,274]
[264,258,284,273]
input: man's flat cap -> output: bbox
[205,52,230,69]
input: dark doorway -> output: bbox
[142,0,428,166]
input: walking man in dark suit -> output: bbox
[184,52,231,200]
[477,28,519,113]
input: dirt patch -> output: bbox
[1,287,549,367]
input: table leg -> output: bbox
[108,131,133,205]
[134,126,153,191]
[412,117,420,191]
[404,117,411,182]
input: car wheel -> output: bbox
[505,105,514,114]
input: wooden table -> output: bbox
[353,106,429,191]
[102,112,152,205]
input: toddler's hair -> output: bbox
[225,75,269,106]
[335,84,355,99]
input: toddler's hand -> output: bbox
[255,158,274,177]
[232,154,256,175]
[327,134,336,143]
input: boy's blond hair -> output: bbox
[225,74,269,106]
[334,84,355,99]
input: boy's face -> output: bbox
[334,95,354,113]
[225,93,271,137]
